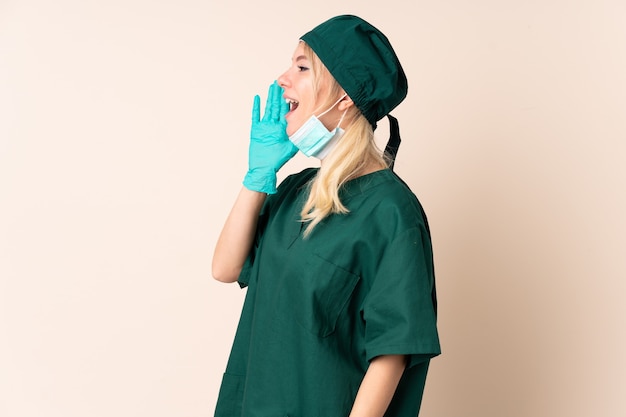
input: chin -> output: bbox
[285,123,299,137]
[286,114,307,136]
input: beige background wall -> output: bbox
[1,1,624,416]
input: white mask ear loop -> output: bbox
[316,93,349,119]
[336,108,348,129]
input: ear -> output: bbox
[337,94,354,111]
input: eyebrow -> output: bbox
[294,55,308,62]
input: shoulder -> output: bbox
[346,169,428,234]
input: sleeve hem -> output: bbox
[366,343,441,367]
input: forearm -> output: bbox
[212,186,267,283]
[349,355,407,417]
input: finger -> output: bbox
[251,95,261,123]
[269,81,281,121]
[262,83,274,122]
[278,92,289,122]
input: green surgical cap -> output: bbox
[300,15,408,128]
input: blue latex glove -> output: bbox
[243,81,298,194]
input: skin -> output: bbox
[349,354,408,417]
[212,42,406,417]
[211,187,265,283]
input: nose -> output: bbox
[277,70,290,89]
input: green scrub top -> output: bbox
[215,168,440,417]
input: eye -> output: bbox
[298,66,310,72]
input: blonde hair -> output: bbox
[300,42,389,237]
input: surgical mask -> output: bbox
[288,94,348,159]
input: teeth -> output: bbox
[285,98,299,112]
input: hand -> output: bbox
[243,81,298,194]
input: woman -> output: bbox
[212,15,440,417]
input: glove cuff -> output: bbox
[243,169,277,194]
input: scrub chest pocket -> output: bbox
[277,253,360,337]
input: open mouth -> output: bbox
[286,98,299,112]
